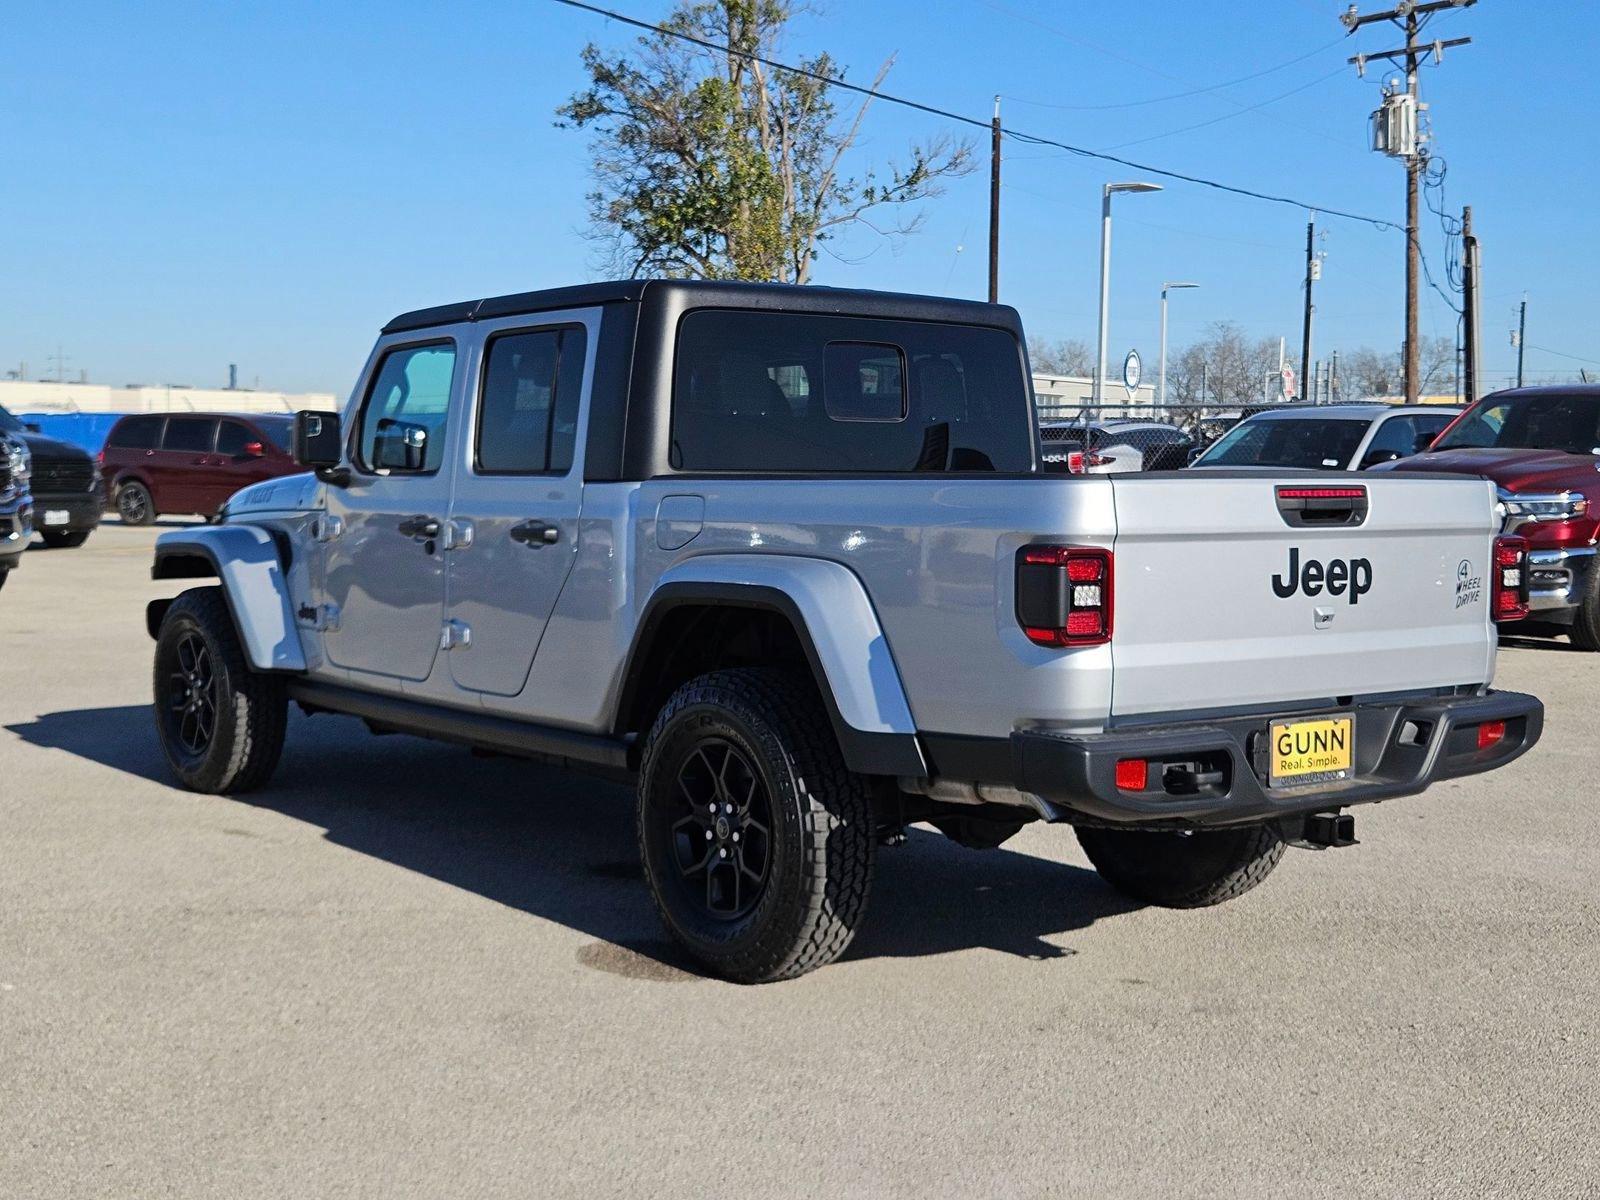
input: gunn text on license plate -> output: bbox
[1269,716,1354,787]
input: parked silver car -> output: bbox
[1191,403,1461,471]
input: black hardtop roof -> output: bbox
[381,278,1022,336]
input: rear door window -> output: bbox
[475,326,586,475]
[162,418,217,453]
[110,416,164,449]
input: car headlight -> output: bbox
[1499,489,1588,523]
[6,441,28,485]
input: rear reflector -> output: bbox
[1114,758,1148,791]
[1492,535,1530,623]
[1477,720,1506,751]
[1016,546,1114,647]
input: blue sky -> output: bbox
[3,0,1596,396]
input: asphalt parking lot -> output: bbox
[2,522,1596,1199]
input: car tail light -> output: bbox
[1492,535,1529,623]
[1066,451,1113,473]
[1016,546,1114,647]
[1477,720,1506,751]
[1114,758,1147,791]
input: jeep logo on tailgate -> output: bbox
[1272,548,1372,605]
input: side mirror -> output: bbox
[294,410,342,468]
[1413,431,1437,454]
[241,440,265,459]
[23,422,41,434]
[372,418,429,472]
[1360,449,1403,470]
[1185,446,1205,466]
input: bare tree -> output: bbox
[1340,337,1457,399]
[557,0,973,282]
[1167,322,1288,406]
[1027,337,1093,376]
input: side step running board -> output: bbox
[285,679,635,778]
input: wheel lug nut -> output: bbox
[709,803,717,814]
[704,830,713,841]
[732,832,740,842]
[718,848,728,858]
[724,803,733,814]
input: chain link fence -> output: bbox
[1034,401,1276,472]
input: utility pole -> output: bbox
[1461,204,1480,403]
[1342,0,1475,404]
[1300,216,1316,409]
[988,96,1001,304]
[47,344,71,384]
[1515,296,1527,387]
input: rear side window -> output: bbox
[475,326,587,475]
[163,418,216,452]
[357,342,457,474]
[110,416,164,449]
[670,310,1032,473]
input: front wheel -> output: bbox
[637,668,875,983]
[1568,565,1600,651]
[153,587,287,793]
[1076,823,1285,908]
[40,529,90,549]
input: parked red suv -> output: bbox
[1384,385,1600,646]
[101,413,304,524]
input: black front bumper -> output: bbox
[28,491,102,534]
[1013,689,1543,830]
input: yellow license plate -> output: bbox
[1269,716,1354,787]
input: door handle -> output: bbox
[509,519,560,546]
[397,514,441,539]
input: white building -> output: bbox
[1033,372,1157,419]
[0,379,337,415]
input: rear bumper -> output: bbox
[1524,547,1595,622]
[28,491,102,534]
[1012,689,1543,829]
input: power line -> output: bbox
[1524,344,1600,367]
[1099,66,1349,151]
[550,0,1397,230]
[1002,36,1351,111]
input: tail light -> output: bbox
[1016,546,1113,647]
[1477,720,1506,751]
[1066,450,1114,473]
[1492,535,1529,623]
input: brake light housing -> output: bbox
[1066,450,1113,474]
[1492,535,1529,623]
[1016,545,1114,647]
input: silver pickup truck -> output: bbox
[146,280,1543,982]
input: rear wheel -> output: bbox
[637,668,875,983]
[1076,823,1285,908]
[117,481,155,526]
[40,529,90,549]
[153,587,286,793]
[0,568,8,593]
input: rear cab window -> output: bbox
[669,311,1032,473]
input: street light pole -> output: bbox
[1158,281,1198,405]
[1094,182,1162,405]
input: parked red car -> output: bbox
[101,413,304,524]
[1384,385,1600,646]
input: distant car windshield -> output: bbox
[1433,393,1600,455]
[256,417,295,454]
[1198,417,1369,469]
[0,405,23,435]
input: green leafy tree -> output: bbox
[557,0,972,282]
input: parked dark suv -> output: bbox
[0,404,101,548]
[101,413,303,524]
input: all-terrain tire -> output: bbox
[1568,563,1600,651]
[40,530,90,549]
[1076,823,1286,908]
[637,667,875,983]
[153,586,287,794]
[117,481,156,526]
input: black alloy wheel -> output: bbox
[665,738,774,921]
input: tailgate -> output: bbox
[1107,473,1499,718]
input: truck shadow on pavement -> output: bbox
[9,704,1142,978]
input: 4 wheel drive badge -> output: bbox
[1455,559,1482,609]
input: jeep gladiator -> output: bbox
[146,280,1544,982]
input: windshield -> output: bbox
[0,405,23,435]
[1198,417,1369,469]
[1434,393,1600,455]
